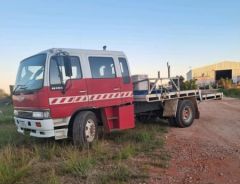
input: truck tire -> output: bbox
[176,100,195,128]
[72,111,97,147]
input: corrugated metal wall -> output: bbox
[186,61,240,84]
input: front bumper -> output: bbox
[14,117,68,139]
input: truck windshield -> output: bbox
[14,54,46,93]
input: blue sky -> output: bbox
[0,0,240,93]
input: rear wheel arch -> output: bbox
[186,97,200,119]
[67,107,102,138]
[72,111,98,147]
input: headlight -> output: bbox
[14,110,18,116]
[32,111,44,118]
[32,110,50,119]
[43,111,50,118]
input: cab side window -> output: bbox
[89,57,116,78]
[119,57,130,84]
[50,56,82,86]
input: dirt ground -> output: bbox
[149,97,240,184]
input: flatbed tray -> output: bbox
[134,89,223,102]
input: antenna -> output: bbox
[158,71,161,79]
[167,62,170,78]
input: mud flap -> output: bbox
[188,97,200,119]
[163,99,178,117]
[163,98,200,119]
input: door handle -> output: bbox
[113,88,120,91]
[79,90,87,93]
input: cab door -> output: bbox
[118,57,133,104]
[48,55,89,119]
[86,56,121,107]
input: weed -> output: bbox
[0,145,34,184]
[47,168,60,184]
[0,124,19,147]
[64,157,95,177]
[111,164,131,182]
[96,164,132,184]
[96,164,148,184]
[96,174,111,184]
[62,148,96,177]
[149,151,170,168]
[92,141,111,161]
[34,142,59,161]
[158,151,171,161]
[132,131,152,143]
[107,129,153,144]
[113,144,135,160]
[151,160,169,168]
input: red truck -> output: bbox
[12,48,222,146]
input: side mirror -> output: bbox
[63,56,72,77]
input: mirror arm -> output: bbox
[62,76,72,94]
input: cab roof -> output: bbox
[39,48,126,57]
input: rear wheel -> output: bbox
[176,100,195,128]
[72,111,98,147]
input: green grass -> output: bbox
[107,121,167,154]
[0,145,34,184]
[47,169,60,184]
[113,144,136,160]
[0,124,19,147]
[0,104,13,124]
[111,164,132,182]
[218,88,240,98]
[61,146,96,178]
[149,151,171,168]
[0,106,169,184]
[96,165,131,184]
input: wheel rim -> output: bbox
[182,106,192,123]
[85,119,96,142]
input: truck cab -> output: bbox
[13,48,135,146]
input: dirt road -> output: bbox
[150,97,240,184]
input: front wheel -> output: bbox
[72,111,98,147]
[176,100,195,128]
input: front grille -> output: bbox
[18,111,33,119]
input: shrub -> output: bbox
[219,88,240,98]
[219,78,232,89]
[182,79,197,90]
